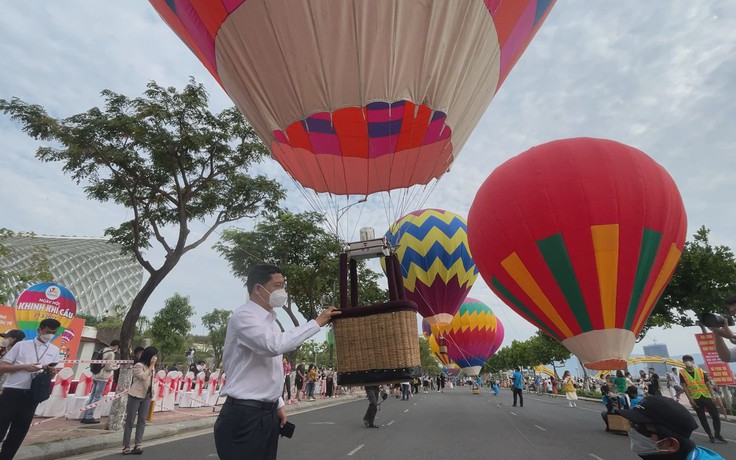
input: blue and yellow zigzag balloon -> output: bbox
[386,209,478,329]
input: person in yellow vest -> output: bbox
[679,355,727,444]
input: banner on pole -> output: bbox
[695,333,736,386]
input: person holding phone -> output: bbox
[122,346,158,455]
[0,318,61,460]
[214,264,340,460]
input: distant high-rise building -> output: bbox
[643,343,670,376]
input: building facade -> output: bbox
[1,235,143,318]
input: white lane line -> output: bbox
[510,412,517,416]
[309,422,335,425]
[534,425,547,431]
[577,407,600,413]
[348,444,365,456]
[588,454,604,460]
[414,403,417,406]
[387,420,395,426]
[404,409,410,413]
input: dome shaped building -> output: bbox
[1,235,143,318]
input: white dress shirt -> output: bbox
[1,338,60,390]
[219,299,320,408]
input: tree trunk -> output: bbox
[106,256,179,431]
[106,365,132,431]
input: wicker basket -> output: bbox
[333,300,422,386]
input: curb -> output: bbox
[17,395,364,460]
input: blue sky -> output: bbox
[1,2,735,360]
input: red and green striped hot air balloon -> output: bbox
[467,138,687,370]
[444,297,500,376]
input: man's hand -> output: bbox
[315,307,341,327]
[708,318,735,339]
[278,406,287,427]
[24,364,42,372]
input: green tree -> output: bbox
[419,338,442,375]
[647,226,736,333]
[201,308,231,369]
[149,293,194,364]
[215,210,387,328]
[296,339,332,368]
[526,330,571,373]
[0,229,53,304]
[1,80,283,430]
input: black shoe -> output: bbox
[512,404,516,407]
[714,434,728,444]
[363,419,369,427]
[368,424,380,428]
[709,436,716,444]
[81,419,100,424]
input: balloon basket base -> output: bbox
[472,388,480,395]
[334,300,421,386]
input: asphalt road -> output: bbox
[74,390,736,459]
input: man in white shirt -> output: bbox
[0,318,61,460]
[707,296,736,363]
[214,264,340,460]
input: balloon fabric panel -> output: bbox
[149,0,556,196]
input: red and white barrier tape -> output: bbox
[31,389,130,427]
[61,359,134,364]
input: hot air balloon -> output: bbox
[428,332,455,368]
[467,138,687,370]
[149,0,557,233]
[61,328,75,345]
[386,209,478,331]
[15,282,77,340]
[444,298,500,376]
[490,317,505,356]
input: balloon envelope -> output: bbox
[149,0,556,196]
[467,138,687,369]
[386,209,477,330]
[444,298,500,376]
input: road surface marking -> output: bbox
[348,444,365,456]
[588,454,604,460]
[577,407,599,413]
[534,425,547,431]
[310,422,335,425]
[387,420,395,426]
[414,403,417,405]
[404,409,410,413]
[510,412,517,416]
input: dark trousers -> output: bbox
[214,401,279,460]
[283,375,291,401]
[363,386,379,426]
[512,387,524,407]
[0,388,39,460]
[692,397,721,436]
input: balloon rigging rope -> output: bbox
[493,401,544,454]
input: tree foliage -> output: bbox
[201,308,231,369]
[296,339,333,368]
[419,338,442,375]
[0,229,53,304]
[647,226,736,332]
[149,293,194,364]
[483,330,571,374]
[0,80,284,361]
[215,210,387,327]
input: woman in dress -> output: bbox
[562,370,578,407]
[123,346,158,455]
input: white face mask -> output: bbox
[0,338,9,347]
[39,333,55,343]
[684,360,694,368]
[258,285,288,308]
[628,429,667,455]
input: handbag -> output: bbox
[30,369,53,403]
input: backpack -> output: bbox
[90,348,106,375]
